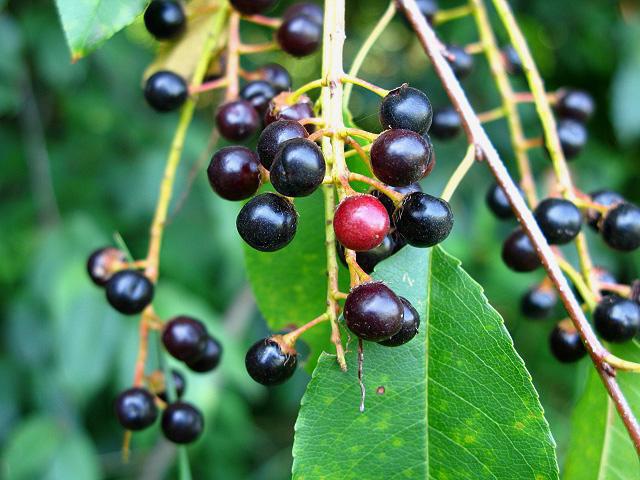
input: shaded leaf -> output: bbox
[611,23,640,145]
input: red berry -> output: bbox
[334,195,390,251]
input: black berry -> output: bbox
[144,71,188,112]
[334,195,390,251]
[502,229,541,272]
[161,401,204,444]
[230,0,277,15]
[555,89,594,122]
[344,282,403,342]
[430,107,461,140]
[337,232,398,274]
[283,3,323,26]
[257,120,308,169]
[162,316,208,362]
[257,63,292,93]
[105,270,154,315]
[379,297,420,346]
[216,100,260,141]
[186,335,223,373]
[485,183,515,220]
[379,85,433,134]
[587,190,625,231]
[264,96,314,129]
[240,80,277,116]
[370,129,433,187]
[236,193,298,252]
[115,387,158,430]
[87,247,126,286]
[393,192,453,248]
[207,146,261,201]
[370,183,422,221]
[446,45,473,79]
[144,0,186,40]
[502,45,522,75]
[557,119,587,159]
[245,337,297,385]
[270,138,325,197]
[521,285,557,319]
[549,323,586,363]
[601,203,640,251]
[157,369,186,402]
[277,14,322,57]
[594,296,640,343]
[534,198,582,245]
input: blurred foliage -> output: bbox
[1,0,640,478]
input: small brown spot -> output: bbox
[376,386,385,395]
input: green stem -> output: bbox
[441,144,476,201]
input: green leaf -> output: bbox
[611,23,640,145]
[562,342,640,479]
[2,416,60,479]
[54,0,147,61]
[292,246,558,479]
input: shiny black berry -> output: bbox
[344,282,403,341]
[549,323,586,363]
[105,270,154,315]
[393,192,453,248]
[379,85,433,134]
[557,119,587,159]
[446,45,473,79]
[240,80,277,116]
[283,3,323,25]
[502,229,541,272]
[370,183,422,221]
[370,129,433,187]
[270,138,325,197]
[264,96,314,128]
[186,336,223,373]
[502,45,522,75]
[594,296,640,343]
[485,183,515,220]
[245,337,297,385]
[230,0,277,14]
[236,193,298,252]
[521,285,557,319]
[379,297,420,346]
[161,401,204,444]
[207,146,261,201]
[157,370,186,402]
[144,1,186,40]
[216,100,260,141]
[601,203,640,252]
[258,63,292,93]
[277,14,322,57]
[257,120,308,169]
[587,190,625,231]
[534,198,582,245]
[115,387,158,430]
[144,71,188,112]
[87,247,127,286]
[555,89,594,122]
[162,316,208,362]
[430,107,461,140]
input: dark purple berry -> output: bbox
[186,336,223,373]
[277,14,322,57]
[601,203,640,252]
[446,45,473,79]
[144,71,188,112]
[207,146,261,201]
[549,323,586,363]
[587,190,625,231]
[502,45,522,75]
[521,285,557,319]
[555,89,595,122]
[393,192,453,248]
[115,387,158,430]
[230,0,278,15]
[157,370,186,402]
[162,316,208,362]
[216,100,260,141]
[236,193,298,252]
[337,232,398,274]
[144,1,186,40]
[370,183,422,221]
[87,247,127,286]
[257,63,292,93]
[105,270,154,315]
[430,107,461,140]
[270,138,325,197]
[283,3,323,25]
[502,229,541,272]
[245,337,297,385]
[557,118,587,159]
[379,297,420,346]
[161,401,204,444]
[370,129,433,187]
[594,296,640,343]
[486,183,515,220]
[344,282,403,342]
[534,198,582,245]
[240,80,277,116]
[264,96,314,129]
[379,85,433,134]
[257,120,308,169]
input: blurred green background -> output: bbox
[1,0,640,478]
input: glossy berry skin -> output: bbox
[229,0,277,15]
[502,229,541,272]
[557,119,587,159]
[549,324,586,363]
[344,282,403,342]
[379,86,433,134]
[186,336,223,373]
[270,138,325,197]
[240,80,277,116]
[587,190,624,231]
[370,129,433,187]
[162,316,208,362]
[446,45,474,79]
[502,45,522,75]
[283,3,323,25]
[370,183,422,221]
[393,192,453,248]
[277,14,322,57]
[216,100,260,141]
[521,286,557,320]
[161,402,204,444]
[105,270,154,315]
[144,71,188,112]
[236,193,298,252]
[258,63,292,93]
[593,296,640,343]
[601,203,640,252]
[379,297,420,347]
[245,337,297,385]
[534,198,582,245]
[257,120,308,169]
[87,247,127,286]
[207,146,261,201]
[485,183,515,220]
[157,370,186,402]
[430,107,461,140]
[555,89,595,122]
[264,98,314,129]
[115,388,158,431]
[334,195,390,251]
[144,1,186,40]
[337,232,398,274]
